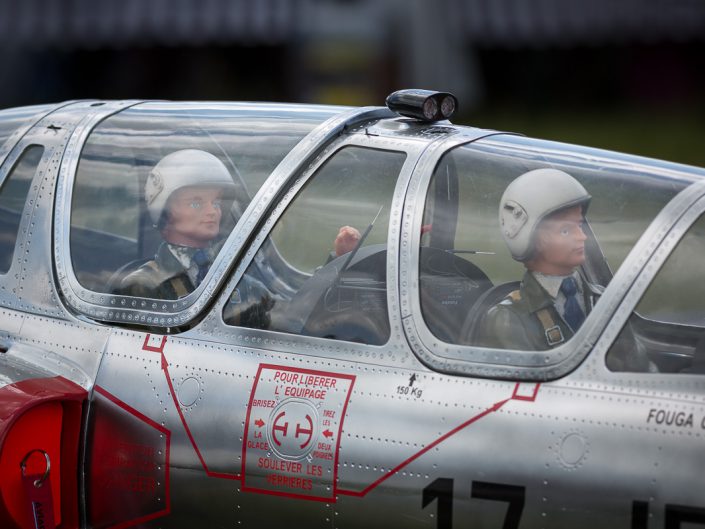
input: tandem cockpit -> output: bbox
[55,98,705,378]
[65,101,402,344]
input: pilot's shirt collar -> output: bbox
[531,270,586,315]
[167,243,218,286]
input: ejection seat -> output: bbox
[458,280,521,345]
[418,246,493,344]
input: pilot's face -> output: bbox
[162,186,223,248]
[528,205,587,276]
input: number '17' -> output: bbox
[422,478,525,529]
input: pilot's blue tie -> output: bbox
[560,277,585,331]
[193,249,210,286]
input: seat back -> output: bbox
[419,247,493,344]
[459,280,522,345]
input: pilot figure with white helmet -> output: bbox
[119,149,237,300]
[479,168,601,350]
[114,151,270,329]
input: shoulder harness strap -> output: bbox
[508,289,565,347]
[536,308,564,346]
[169,276,191,298]
[144,261,191,299]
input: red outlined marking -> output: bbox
[93,386,171,529]
[142,334,240,481]
[272,411,288,446]
[95,386,170,439]
[137,334,541,502]
[337,382,541,498]
[297,415,314,449]
[142,334,167,353]
[512,382,541,402]
[241,364,356,502]
[108,510,171,529]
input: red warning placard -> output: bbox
[242,364,355,501]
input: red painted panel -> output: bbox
[0,376,86,529]
[86,386,170,529]
[1,403,63,527]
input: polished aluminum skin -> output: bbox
[1,96,704,529]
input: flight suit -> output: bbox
[119,242,197,300]
[479,270,601,350]
[118,242,274,329]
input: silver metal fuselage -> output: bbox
[0,100,704,529]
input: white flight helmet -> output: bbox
[145,149,236,225]
[499,168,591,262]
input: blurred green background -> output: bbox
[468,46,705,166]
[1,0,703,166]
[473,107,705,167]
